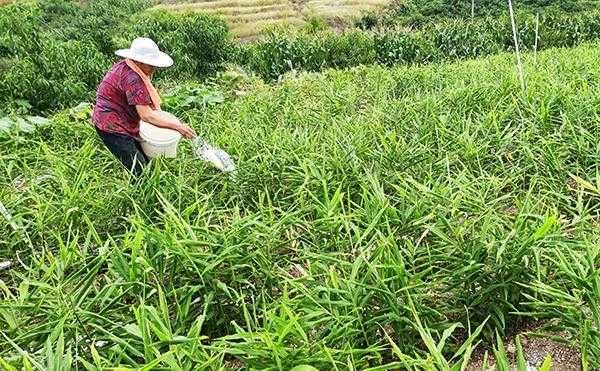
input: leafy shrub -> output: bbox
[375,0,598,29]
[240,30,318,79]
[328,29,376,67]
[0,57,38,106]
[428,19,504,60]
[0,1,230,112]
[241,29,376,80]
[0,1,143,112]
[240,8,600,80]
[356,11,379,30]
[538,8,600,48]
[39,0,151,55]
[120,10,232,79]
[0,39,109,112]
[374,31,436,65]
[0,0,150,57]
[0,115,50,137]
[0,3,42,57]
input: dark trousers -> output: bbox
[95,126,149,176]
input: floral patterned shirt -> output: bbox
[92,60,152,138]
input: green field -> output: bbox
[2,39,600,368]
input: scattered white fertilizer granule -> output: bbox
[95,340,109,348]
[192,137,236,176]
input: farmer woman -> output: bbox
[92,37,196,176]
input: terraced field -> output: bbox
[155,0,389,38]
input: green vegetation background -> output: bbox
[2,0,600,113]
[1,0,600,369]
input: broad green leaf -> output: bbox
[0,118,12,132]
[515,335,527,371]
[181,95,198,107]
[15,117,34,133]
[203,93,225,105]
[539,354,552,371]
[124,323,142,338]
[533,215,556,240]
[91,344,102,367]
[71,102,91,113]
[26,116,49,126]
[0,357,18,371]
[290,366,319,371]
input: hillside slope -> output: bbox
[155,0,390,38]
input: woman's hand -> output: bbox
[176,123,196,139]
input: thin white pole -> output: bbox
[534,11,540,65]
[508,0,525,92]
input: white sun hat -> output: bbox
[115,37,173,68]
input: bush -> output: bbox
[0,3,42,57]
[240,30,321,79]
[377,0,598,29]
[239,8,600,80]
[0,2,231,113]
[0,39,109,112]
[427,19,504,60]
[356,12,380,30]
[120,10,233,79]
[0,1,143,112]
[39,0,151,55]
[241,29,376,80]
[328,29,376,67]
[539,8,600,48]
[374,31,436,65]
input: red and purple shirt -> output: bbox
[92,60,152,138]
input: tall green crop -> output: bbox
[1,40,598,369]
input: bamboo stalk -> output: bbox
[508,0,525,92]
[471,0,475,18]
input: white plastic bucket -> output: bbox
[139,120,182,158]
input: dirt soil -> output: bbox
[467,320,582,370]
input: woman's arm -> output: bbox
[136,105,196,139]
